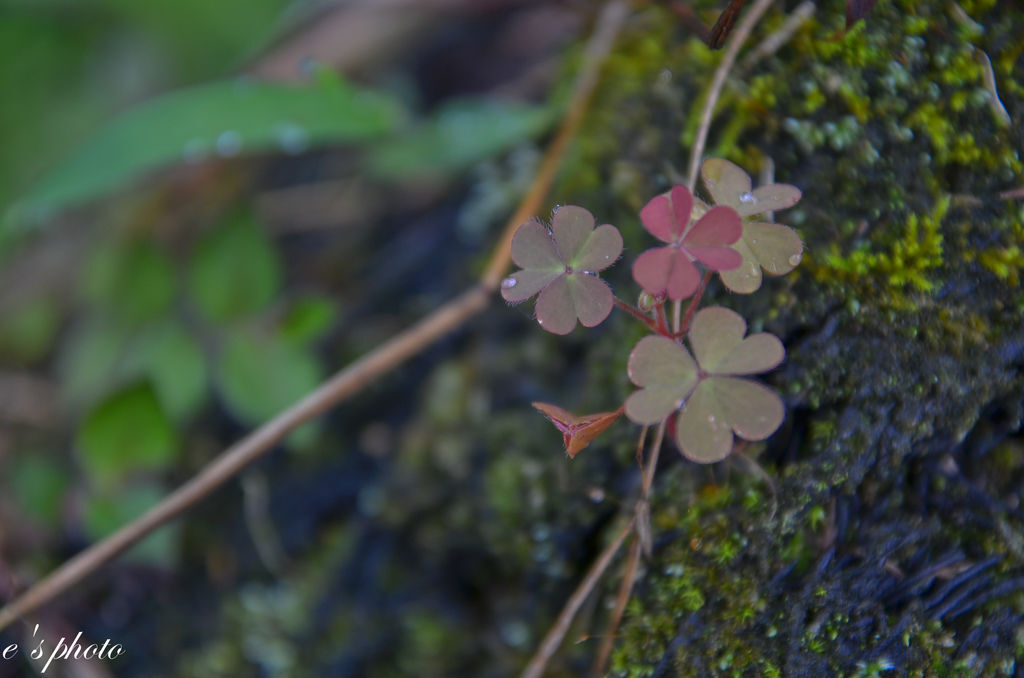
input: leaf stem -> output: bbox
[655,301,671,336]
[676,270,713,337]
[686,0,778,191]
[613,297,658,332]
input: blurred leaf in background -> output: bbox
[123,319,207,423]
[11,451,69,528]
[370,98,552,180]
[0,0,294,237]
[82,239,177,325]
[189,209,283,324]
[216,329,323,447]
[0,295,61,365]
[76,381,179,487]
[7,74,403,226]
[84,481,179,565]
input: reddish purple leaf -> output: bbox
[532,402,623,458]
[634,187,743,298]
[632,247,702,301]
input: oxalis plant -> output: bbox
[507,156,803,677]
[503,157,802,464]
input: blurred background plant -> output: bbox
[0,1,579,672]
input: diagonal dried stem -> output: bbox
[590,420,665,675]
[686,0,778,191]
[519,518,635,678]
[0,0,630,634]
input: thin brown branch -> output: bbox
[0,287,489,632]
[482,0,631,290]
[0,0,631,634]
[591,420,665,675]
[686,0,777,191]
[738,0,815,73]
[519,519,634,678]
[589,536,642,677]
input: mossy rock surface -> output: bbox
[580,0,1024,674]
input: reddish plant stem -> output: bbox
[675,270,713,337]
[613,297,658,333]
[655,301,671,336]
[634,425,648,473]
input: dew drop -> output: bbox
[751,238,759,244]
[788,253,803,266]
[183,138,209,163]
[275,122,309,155]
[501,277,517,289]
[216,130,242,157]
[739,192,756,204]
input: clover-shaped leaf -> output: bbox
[632,186,742,300]
[624,306,785,463]
[501,206,622,335]
[700,158,801,218]
[624,336,698,425]
[700,158,803,294]
[532,402,622,458]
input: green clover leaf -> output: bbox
[624,336,699,425]
[501,205,623,335]
[624,306,785,463]
[700,158,804,294]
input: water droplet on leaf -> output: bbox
[788,253,803,266]
[216,130,242,157]
[501,277,517,289]
[275,122,309,155]
[739,192,756,204]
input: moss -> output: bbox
[572,3,1024,673]
[807,194,948,301]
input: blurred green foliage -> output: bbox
[83,481,179,563]
[0,0,553,574]
[11,452,69,527]
[369,99,553,179]
[189,210,282,324]
[0,0,291,228]
[9,75,403,223]
[0,296,60,364]
[76,381,179,486]
[84,240,177,324]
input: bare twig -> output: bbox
[482,0,630,290]
[738,1,815,73]
[0,0,630,634]
[519,519,634,678]
[686,0,778,191]
[589,536,642,677]
[590,420,665,675]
